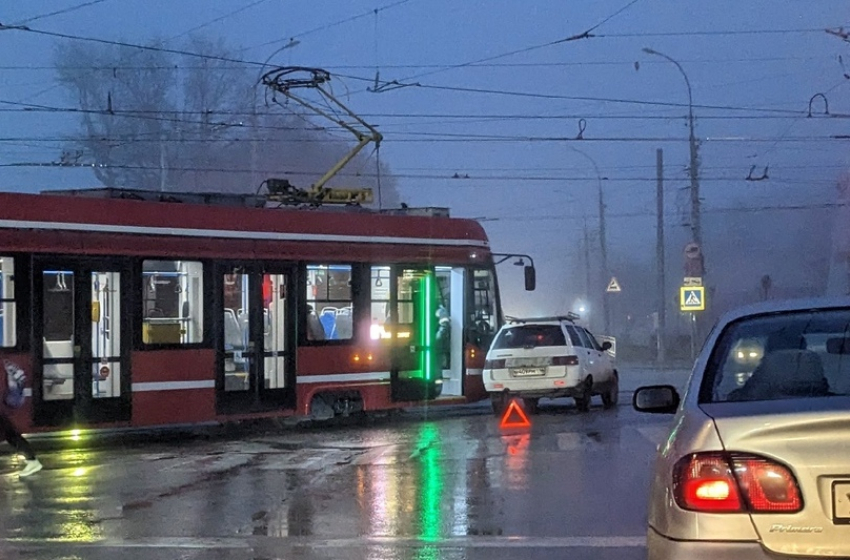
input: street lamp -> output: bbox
[567,145,610,334]
[642,47,702,249]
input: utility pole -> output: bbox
[687,104,702,248]
[566,145,610,333]
[583,217,592,298]
[598,181,610,334]
[656,148,666,363]
[159,135,167,192]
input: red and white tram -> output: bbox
[0,188,530,434]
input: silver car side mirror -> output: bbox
[633,385,680,414]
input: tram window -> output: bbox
[370,266,391,339]
[0,256,16,348]
[141,260,204,345]
[471,268,499,346]
[306,264,353,341]
[397,269,420,328]
[369,267,436,341]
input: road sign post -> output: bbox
[680,285,705,360]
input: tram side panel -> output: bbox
[130,349,216,426]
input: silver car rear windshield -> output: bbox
[701,309,850,403]
[491,325,566,349]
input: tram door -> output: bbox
[218,264,295,412]
[389,268,443,402]
[33,258,131,427]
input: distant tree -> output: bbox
[54,36,400,207]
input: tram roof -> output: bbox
[0,188,489,247]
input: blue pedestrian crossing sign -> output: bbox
[680,286,706,311]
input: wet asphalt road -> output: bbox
[0,366,687,560]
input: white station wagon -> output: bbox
[483,315,618,414]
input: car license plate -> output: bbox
[510,367,545,377]
[832,481,850,522]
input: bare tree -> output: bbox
[54,36,401,207]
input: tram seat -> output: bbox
[224,309,245,351]
[335,307,353,340]
[319,308,337,339]
[43,339,73,394]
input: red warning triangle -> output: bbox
[499,399,531,429]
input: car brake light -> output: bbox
[551,355,579,366]
[484,358,506,369]
[673,452,802,513]
[675,453,743,512]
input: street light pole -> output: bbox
[568,146,610,334]
[643,48,702,248]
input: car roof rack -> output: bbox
[505,313,580,324]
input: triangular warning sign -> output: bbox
[606,277,621,293]
[685,291,701,306]
[499,399,532,429]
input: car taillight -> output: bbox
[551,355,579,366]
[732,454,803,512]
[674,453,743,512]
[673,452,802,513]
[484,358,506,369]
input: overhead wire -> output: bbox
[0,161,838,185]
[173,0,273,38]
[14,0,113,25]
[242,0,416,52]
[3,130,849,144]
[595,27,835,38]
[0,54,836,71]
[379,0,646,84]
[9,103,849,120]
[475,202,845,222]
[0,23,272,67]
[351,78,815,115]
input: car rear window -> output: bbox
[701,309,850,403]
[491,325,566,349]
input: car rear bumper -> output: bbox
[487,388,586,399]
[648,528,772,560]
[484,369,587,397]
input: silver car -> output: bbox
[634,298,850,559]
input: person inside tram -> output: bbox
[435,305,451,369]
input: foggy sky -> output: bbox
[2,0,850,334]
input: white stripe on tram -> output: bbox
[38,371,448,394]
[132,380,215,392]
[130,374,391,392]
[298,371,391,384]
[0,219,488,248]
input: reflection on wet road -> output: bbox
[0,395,677,559]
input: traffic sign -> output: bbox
[683,277,703,287]
[500,399,532,429]
[680,286,706,311]
[606,277,622,293]
[684,242,705,277]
